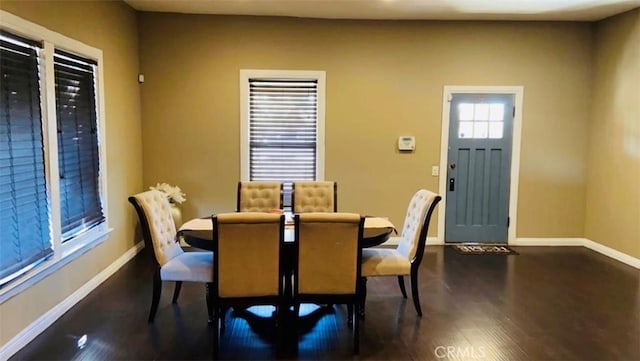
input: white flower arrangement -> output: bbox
[150,182,187,204]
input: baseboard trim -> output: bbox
[511,237,639,269]
[426,237,443,245]
[510,238,585,246]
[329,236,639,268]
[583,239,640,269]
[0,242,144,361]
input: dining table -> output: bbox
[177,213,397,250]
[177,212,396,322]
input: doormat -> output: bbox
[451,244,519,255]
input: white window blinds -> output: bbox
[248,79,318,183]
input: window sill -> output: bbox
[0,227,113,304]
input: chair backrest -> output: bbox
[294,212,363,295]
[128,190,183,266]
[237,181,283,212]
[396,190,442,262]
[292,181,337,213]
[213,212,284,298]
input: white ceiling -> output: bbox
[124,0,640,21]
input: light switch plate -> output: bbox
[431,166,439,176]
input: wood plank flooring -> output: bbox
[10,246,640,360]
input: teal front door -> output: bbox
[445,94,514,243]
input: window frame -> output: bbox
[239,69,326,183]
[0,10,110,302]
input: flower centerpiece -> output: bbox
[149,182,186,205]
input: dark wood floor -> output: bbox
[11,246,640,361]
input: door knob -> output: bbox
[449,163,456,170]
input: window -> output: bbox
[0,12,108,293]
[240,70,325,208]
[458,102,504,139]
[54,50,103,240]
[0,32,52,284]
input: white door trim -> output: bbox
[437,86,524,244]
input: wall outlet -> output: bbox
[431,165,439,176]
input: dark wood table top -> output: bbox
[178,215,396,250]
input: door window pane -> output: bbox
[473,121,488,138]
[489,103,504,121]
[474,104,489,121]
[488,122,504,139]
[458,103,474,121]
[458,101,507,139]
[458,121,474,138]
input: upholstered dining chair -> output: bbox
[237,181,283,212]
[360,189,441,317]
[210,212,285,358]
[293,212,364,354]
[128,190,214,323]
[291,181,337,213]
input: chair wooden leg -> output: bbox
[148,269,162,323]
[206,283,213,324]
[353,302,360,354]
[359,277,367,318]
[284,271,293,301]
[293,303,300,333]
[397,276,407,298]
[275,303,285,356]
[410,267,422,317]
[172,281,182,303]
[213,305,220,359]
[220,307,227,334]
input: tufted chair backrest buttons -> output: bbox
[396,189,439,260]
[293,181,336,213]
[238,181,283,212]
[132,190,183,266]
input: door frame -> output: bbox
[437,86,524,244]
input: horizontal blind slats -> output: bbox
[248,78,318,206]
[54,50,103,239]
[0,31,51,284]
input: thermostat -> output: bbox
[397,136,415,151]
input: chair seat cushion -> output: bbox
[361,248,411,277]
[161,251,213,282]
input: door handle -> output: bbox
[448,162,456,191]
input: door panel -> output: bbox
[445,94,514,243]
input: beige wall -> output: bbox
[586,9,640,258]
[139,14,592,238]
[1,3,634,352]
[0,1,142,346]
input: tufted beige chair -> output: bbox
[210,212,285,358]
[292,181,337,213]
[293,212,364,354]
[237,181,283,212]
[128,190,214,323]
[360,189,441,317]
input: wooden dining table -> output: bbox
[178,213,396,323]
[177,214,396,250]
